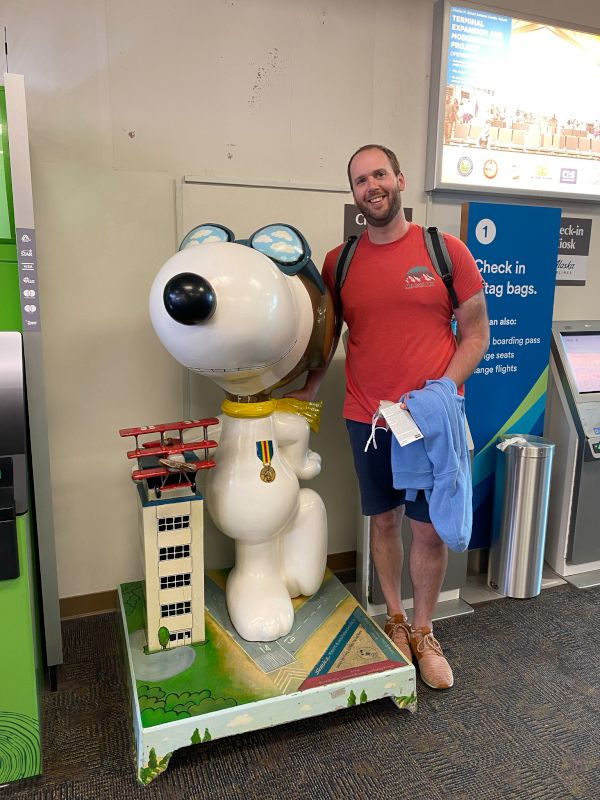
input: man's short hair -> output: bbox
[347,144,401,185]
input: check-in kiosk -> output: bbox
[544,321,600,587]
[0,332,42,781]
[0,74,63,783]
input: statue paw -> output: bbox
[296,450,322,480]
[226,569,294,642]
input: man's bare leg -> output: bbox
[408,519,448,628]
[407,519,453,689]
[370,508,405,616]
[371,508,412,662]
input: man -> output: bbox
[291,144,489,689]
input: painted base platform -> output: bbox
[118,570,416,785]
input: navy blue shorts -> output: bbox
[346,419,431,522]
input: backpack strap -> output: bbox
[334,234,362,296]
[423,226,460,310]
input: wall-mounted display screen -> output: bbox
[426,2,600,202]
[561,333,600,394]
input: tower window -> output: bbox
[160,601,191,617]
[158,515,190,532]
[159,544,191,561]
[159,573,191,589]
[169,630,192,642]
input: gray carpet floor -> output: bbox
[3,582,600,799]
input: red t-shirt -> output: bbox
[322,223,484,423]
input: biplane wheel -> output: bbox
[154,487,162,499]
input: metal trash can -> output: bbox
[488,434,555,598]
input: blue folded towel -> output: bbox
[391,377,472,552]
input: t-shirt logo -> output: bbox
[405,266,436,289]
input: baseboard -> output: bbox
[325,550,356,573]
[59,589,119,619]
[59,551,358,619]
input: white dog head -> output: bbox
[149,224,336,398]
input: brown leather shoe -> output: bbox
[409,626,454,689]
[383,613,412,664]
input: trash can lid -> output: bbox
[497,434,555,457]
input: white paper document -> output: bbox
[378,400,423,447]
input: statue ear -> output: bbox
[179,224,235,250]
[268,278,337,393]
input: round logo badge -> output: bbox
[457,156,473,177]
[483,159,498,179]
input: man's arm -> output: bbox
[443,290,489,387]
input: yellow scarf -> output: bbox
[221,397,323,433]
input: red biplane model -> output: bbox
[119,418,219,498]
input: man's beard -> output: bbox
[356,186,402,227]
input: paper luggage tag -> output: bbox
[379,400,423,447]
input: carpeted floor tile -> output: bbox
[3,583,600,799]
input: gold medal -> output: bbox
[257,440,276,483]
[260,464,276,483]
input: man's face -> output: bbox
[349,148,405,227]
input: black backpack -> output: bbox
[333,225,459,310]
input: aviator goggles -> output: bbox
[178,223,325,295]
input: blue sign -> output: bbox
[464,202,561,548]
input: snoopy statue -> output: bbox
[149,223,338,642]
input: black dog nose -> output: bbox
[163,273,217,325]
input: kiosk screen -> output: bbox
[561,333,600,394]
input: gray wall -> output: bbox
[1,0,599,597]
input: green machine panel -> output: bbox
[2,74,63,684]
[0,86,15,243]
[0,80,43,783]
[0,87,20,332]
[0,513,42,781]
